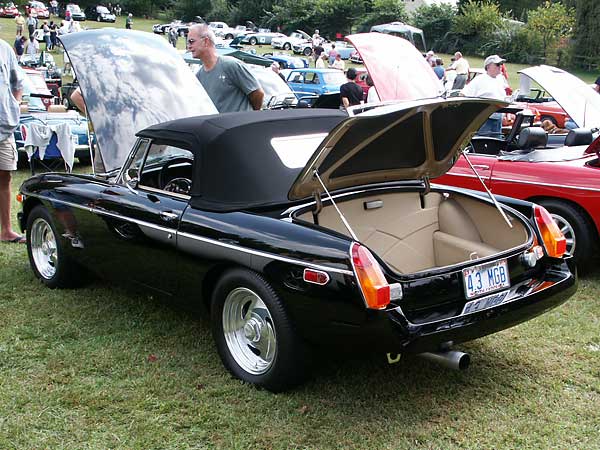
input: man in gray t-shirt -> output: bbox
[0,38,24,243]
[187,24,264,113]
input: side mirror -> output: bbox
[125,177,139,194]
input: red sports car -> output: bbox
[349,35,600,271]
[25,0,49,18]
[0,2,19,17]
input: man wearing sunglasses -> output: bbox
[462,54,509,136]
[187,24,264,113]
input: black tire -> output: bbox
[179,29,186,37]
[538,199,596,272]
[211,268,311,392]
[96,16,100,22]
[78,153,92,165]
[26,205,85,288]
[303,46,312,56]
[249,37,257,45]
[283,42,291,50]
[61,96,70,109]
[225,33,234,40]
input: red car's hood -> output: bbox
[519,65,600,129]
[345,33,443,101]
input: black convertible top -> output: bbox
[138,109,347,210]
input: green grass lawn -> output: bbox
[1,166,599,449]
[1,15,599,448]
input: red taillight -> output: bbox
[534,205,567,258]
[351,243,390,310]
[20,125,27,141]
[303,268,329,285]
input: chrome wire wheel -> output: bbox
[30,217,58,280]
[551,213,576,256]
[222,287,277,375]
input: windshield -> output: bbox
[97,6,109,13]
[322,72,347,85]
[31,1,44,7]
[67,4,81,12]
[21,74,46,111]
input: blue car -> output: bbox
[266,54,309,69]
[282,68,347,99]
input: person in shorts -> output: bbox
[0,37,25,243]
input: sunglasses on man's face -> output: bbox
[495,63,503,67]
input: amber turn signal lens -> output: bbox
[534,205,567,258]
[15,194,24,203]
[351,243,390,310]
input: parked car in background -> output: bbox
[208,21,244,39]
[271,30,311,50]
[240,30,286,46]
[60,3,85,20]
[20,29,576,393]
[0,2,19,17]
[264,53,309,69]
[293,40,355,58]
[84,5,115,22]
[349,49,363,64]
[281,68,347,99]
[16,69,92,167]
[25,0,49,18]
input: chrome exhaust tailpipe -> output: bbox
[419,350,470,371]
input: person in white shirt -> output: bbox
[448,51,469,89]
[462,54,507,136]
[330,54,344,71]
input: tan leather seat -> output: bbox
[48,104,68,113]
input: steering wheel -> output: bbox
[158,157,193,190]
[164,177,192,195]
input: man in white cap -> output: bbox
[462,54,508,136]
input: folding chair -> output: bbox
[29,132,70,175]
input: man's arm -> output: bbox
[70,87,86,113]
[341,96,350,109]
[8,51,23,102]
[248,88,264,111]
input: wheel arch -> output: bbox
[19,197,44,232]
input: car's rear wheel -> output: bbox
[283,42,291,50]
[211,268,310,392]
[26,205,84,288]
[303,47,312,56]
[538,199,595,272]
[225,33,234,39]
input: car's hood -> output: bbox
[60,29,217,173]
[345,33,443,101]
[289,97,502,200]
[518,65,600,128]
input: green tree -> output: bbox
[411,3,455,51]
[573,0,600,68]
[527,1,574,58]
[356,0,409,32]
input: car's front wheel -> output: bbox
[249,37,257,45]
[211,268,311,392]
[303,46,312,56]
[283,42,291,50]
[26,205,84,288]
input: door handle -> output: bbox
[159,211,178,222]
[472,164,490,170]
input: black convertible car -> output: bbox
[17,30,576,392]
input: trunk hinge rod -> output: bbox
[461,150,513,228]
[312,191,322,225]
[313,170,358,241]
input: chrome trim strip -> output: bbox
[25,192,354,276]
[178,231,354,276]
[445,173,600,193]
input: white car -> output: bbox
[209,21,245,39]
[271,30,311,50]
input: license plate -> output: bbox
[461,289,509,316]
[462,259,510,299]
